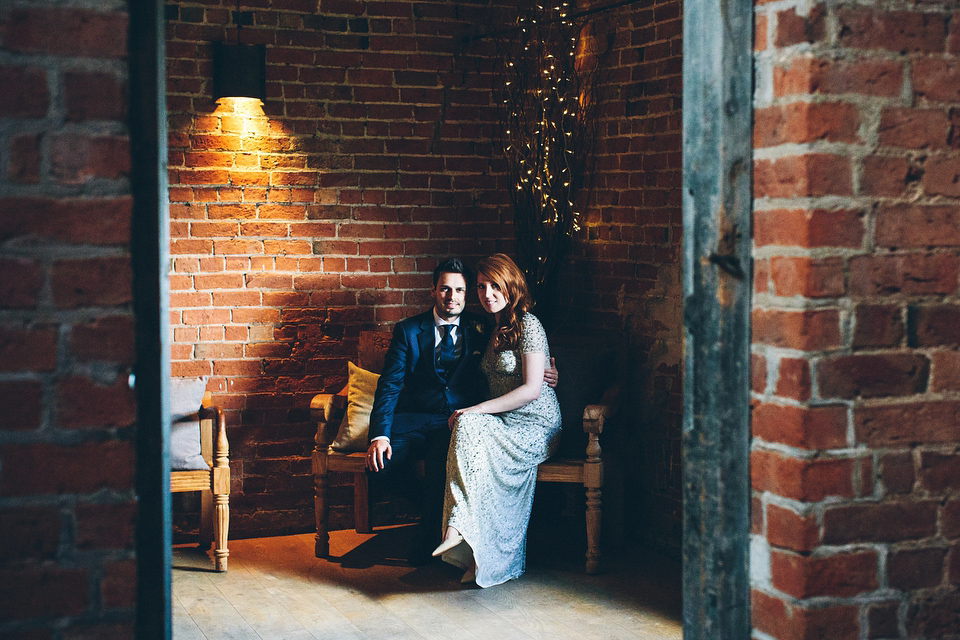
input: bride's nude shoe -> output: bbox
[460,565,477,584]
[431,529,463,556]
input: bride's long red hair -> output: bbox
[475,253,532,352]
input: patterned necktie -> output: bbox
[437,324,457,378]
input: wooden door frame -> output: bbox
[681,0,754,635]
[129,0,171,638]
[128,0,754,634]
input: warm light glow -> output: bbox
[215,96,265,115]
[213,97,269,135]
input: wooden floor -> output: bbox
[173,525,683,640]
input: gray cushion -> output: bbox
[171,376,207,421]
[170,377,208,471]
[171,417,209,471]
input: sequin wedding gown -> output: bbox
[441,313,562,587]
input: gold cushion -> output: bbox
[330,362,379,452]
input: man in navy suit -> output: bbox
[364,258,554,562]
[364,258,486,561]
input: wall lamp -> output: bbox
[212,41,266,103]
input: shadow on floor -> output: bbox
[318,520,683,621]
[334,524,419,569]
[172,545,219,573]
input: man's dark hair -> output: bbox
[433,258,473,287]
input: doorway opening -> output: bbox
[134,0,753,637]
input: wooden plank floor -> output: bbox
[173,525,683,640]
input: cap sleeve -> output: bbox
[519,313,549,356]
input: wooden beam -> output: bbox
[681,0,753,634]
[129,0,171,637]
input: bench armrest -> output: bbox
[310,393,334,422]
[311,388,348,449]
[582,383,620,435]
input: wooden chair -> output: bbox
[171,391,230,571]
[311,331,619,574]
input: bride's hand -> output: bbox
[448,405,478,429]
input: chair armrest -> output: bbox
[199,404,229,469]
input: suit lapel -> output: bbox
[466,314,490,353]
[449,325,469,382]
[459,317,476,360]
[449,314,484,382]
[415,314,441,381]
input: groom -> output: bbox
[365,258,488,562]
[365,258,555,562]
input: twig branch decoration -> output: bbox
[495,2,609,309]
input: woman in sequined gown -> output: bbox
[431,253,562,587]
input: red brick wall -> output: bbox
[166,0,517,535]
[0,3,137,638]
[570,0,684,553]
[752,0,960,636]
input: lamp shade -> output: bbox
[212,42,266,102]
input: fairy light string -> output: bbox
[496,2,606,293]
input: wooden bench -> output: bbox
[311,331,619,574]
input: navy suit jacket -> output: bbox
[368,310,489,441]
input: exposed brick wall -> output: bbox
[0,3,137,638]
[166,0,518,536]
[752,1,960,637]
[569,0,684,554]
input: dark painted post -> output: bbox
[128,0,171,637]
[681,0,753,634]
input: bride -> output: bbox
[431,253,562,587]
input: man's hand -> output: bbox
[544,356,558,388]
[366,438,392,472]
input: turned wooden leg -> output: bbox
[585,486,602,574]
[583,433,604,574]
[314,455,330,557]
[211,408,230,571]
[354,472,371,534]
[214,492,229,572]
